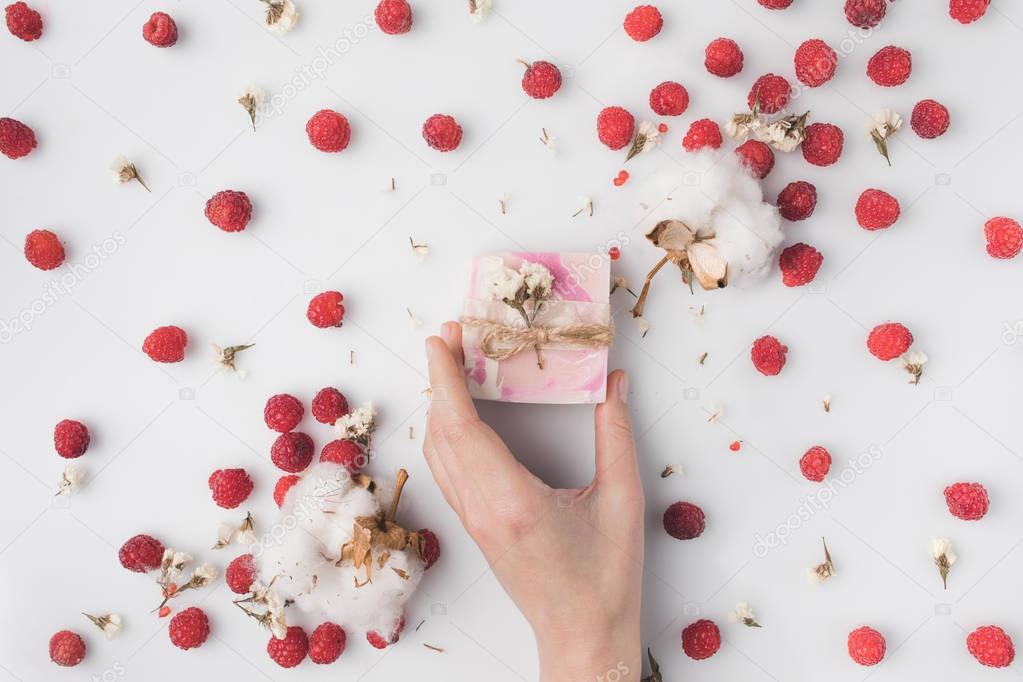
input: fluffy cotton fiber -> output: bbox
[255,462,424,636]
[638,150,784,286]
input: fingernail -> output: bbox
[617,372,629,403]
[425,338,435,358]
[440,323,454,344]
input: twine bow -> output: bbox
[460,317,614,364]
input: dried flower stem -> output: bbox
[630,254,671,318]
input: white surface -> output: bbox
[2,0,1023,680]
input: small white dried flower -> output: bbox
[626,121,662,161]
[56,463,85,496]
[483,262,526,302]
[263,0,298,33]
[161,549,192,580]
[610,276,636,297]
[728,601,761,627]
[520,261,553,299]
[335,403,377,444]
[83,613,122,639]
[660,463,683,478]
[867,110,902,165]
[409,236,429,263]
[539,127,556,155]
[807,537,836,584]
[212,343,253,380]
[238,86,266,131]
[900,351,928,385]
[705,403,723,424]
[110,155,150,192]
[407,308,423,330]
[931,537,956,590]
[190,563,218,588]
[573,196,593,218]
[213,522,236,550]
[468,0,492,23]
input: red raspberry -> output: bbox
[758,0,793,7]
[848,626,886,666]
[264,393,304,432]
[226,553,256,594]
[967,625,1015,668]
[597,106,635,151]
[209,468,254,509]
[799,446,832,482]
[950,0,991,24]
[5,2,41,41]
[268,626,308,667]
[911,99,950,139]
[663,501,705,540]
[779,243,823,287]
[419,528,440,569]
[867,322,912,361]
[705,37,743,78]
[735,140,775,179]
[845,0,887,28]
[681,619,721,660]
[118,534,164,573]
[682,119,722,152]
[169,607,210,650]
[309,622,347,664]
[623,5,662,42]
[0,116,37,159]
[367,615,405,649]
[374,0,412,34]
[777,181,817,221]
[311,387,349,425]
[855,189,900,230]
[794,39,838,87]
[272,432,314,473]
[520,60,562,99]
[867,46,912,87]
[49,630,85,667]
[306,109,351,152]
[204,189,252,232]
[320,439,366,473]
[802,122,843,166]
[142,12,177,48]
[142,325,187,363]
[748,73,791,114]
[274,474,300,507]
[944,481,989,520]
[985,217,1023,259]
[54,419,90,458]
[24,229,64,270]
[306,291,345,328]
[422,114,462,152]
[649,81,688,116]
[751,335,787,376]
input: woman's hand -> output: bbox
[424,322,644,681]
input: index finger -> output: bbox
[426,322,479,424]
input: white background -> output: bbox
[3,0,1023,680]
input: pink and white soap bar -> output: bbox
[461,252,611,404]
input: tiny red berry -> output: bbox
[866,322,913,361]
[419,528,440,569]
[984,217,1023,259]
[845,0,887,28]
[911,99,950,139]
[366,615,405,649]
[374,0,412,34]
[520,60,562,99]
[142,12,177,48]
[306,109,351,152]
[663,501,705,540]
[802,122,843,167]
[729,440,742,452]
[855,189,901,231]
[274,474,301,507]
[950,0,991,24]
[264,393,304,432]
[158,606,171,618]
[848,626,886,666]
[268,626,309,668]
[623,5,662,42]
[306,291,345,328]
[779,243,823,287]
[320,439,366,473]
[311,387,349,425]
[309,622,347,664]
[49,630,86,667]
[799,446,832,482]
[422,114,462,152]
[681,619,721,660]
[119,534,164,573]
[777,181,817,222]
[272,432,315,473]
[54,419,90,458]
[748,73,791,114]
[608,246,621,261]
[867,46,912,87]
[24,229,64,270]
[705,37,743,77]
[682,119,722,152]
[794,39,838,87]
[967,625,1014,668]
[169,607,210,650]
[204,189,252,232]
[944,481,989,520]
[5,2,42,41]
[735,140,775,179]
[758,0,793,8]
[648,81,688,116]
[0,116,37,159]
[751,335,787,376]
[208,468,254,509]
[226,553,256,594]
[596,106,635,151]
[142,325,187,363]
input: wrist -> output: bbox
[537,624,641,682]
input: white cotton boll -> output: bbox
[255,462,424,635]
[639,150,784,287]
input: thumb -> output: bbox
[593,370,641,492]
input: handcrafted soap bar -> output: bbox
[460,252,612,404]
